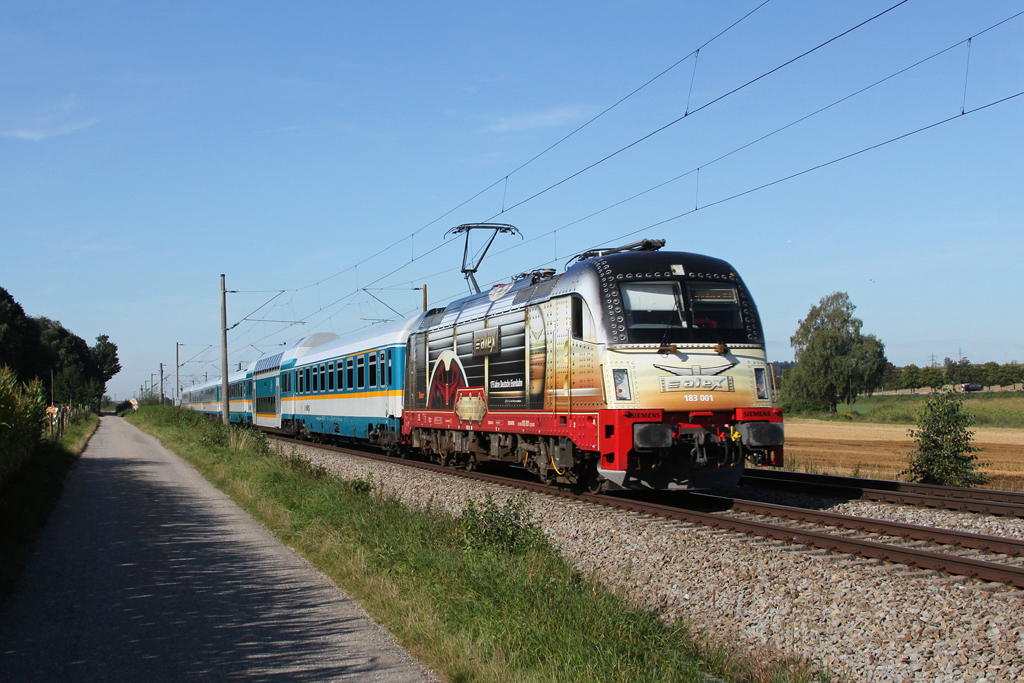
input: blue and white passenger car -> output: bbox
[276,317,422,447]
[184,315,425,450]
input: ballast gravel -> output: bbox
[282,441,1024,682]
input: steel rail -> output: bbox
[741,470,1024,518]
[270,436,1024,589]
[743,468,1024,504]
[686,492,1024,557]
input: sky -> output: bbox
[2,0,1022,401]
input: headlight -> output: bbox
[612,368,632,401]
[754,367,769,400]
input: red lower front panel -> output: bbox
[403,388,783,471]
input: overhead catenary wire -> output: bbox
[222,1,885,351]
[222,5,1021,368]
[533,90,1024,270]
[482,0,911,222]
[257,2,774,300]
[474,7,1024,268]
[383,84,1022,317]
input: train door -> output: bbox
[551,296,572,414]
[254,374,281,429]
[568,295,601,411]
[382,350,396,418]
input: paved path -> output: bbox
[0,417,434,682]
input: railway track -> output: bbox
[741,468,1024,518]
[270,435,1024,590]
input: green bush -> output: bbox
[460,493,549,554]
[903,390,989,487]
[780,397,829,415]
[0,366,47,488]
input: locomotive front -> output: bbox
[575,244,783,490]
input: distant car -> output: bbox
[961,383,983,392]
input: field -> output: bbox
[830,389,1024,429]
[782,418,1024,490]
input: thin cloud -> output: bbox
[488,106,598,132]
[1,118,97,141]
[56,241,132,255]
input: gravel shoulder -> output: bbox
[0,417,436,683]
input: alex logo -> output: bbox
[660,376,735,392]
[473,328,501,356]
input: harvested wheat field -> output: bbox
[782,418,1024,490]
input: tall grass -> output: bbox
[128,406,826,683]
[0,409,98,599]
[0,366,47,488]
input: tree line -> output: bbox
[0,286,120,407]
[882,357,1023,394]
[778,291,1022,412]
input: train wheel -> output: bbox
[582,461,607,494]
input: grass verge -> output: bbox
[0,411,99,601]
[785,391,1024,429]
[127,406,825,683]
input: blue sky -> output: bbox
[2,1,1022,400]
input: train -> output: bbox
[181,239,784,491]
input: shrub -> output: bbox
[0,367,47,487]
[459,493,549,554]
[903,390,989,487]
[780,397,828,415]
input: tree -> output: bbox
[880,361,900,392]
[900,364,921,394]
[920,366,944,390]
[785,292,888,412]
[981,361,1001,388]
[0,288,119,407]
[1000,362,1023,391]
[903,390,988,487]
[90,334,121,385]
[0,286,45,382]
[944,357,979,385]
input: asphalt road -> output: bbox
[0,416,434,682]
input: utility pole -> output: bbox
[220,274,229,424]
[159,363,164,405]
[413,284,428,312]
[175,343,180,406]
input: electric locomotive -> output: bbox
[401,238,783,491]
[182,238,783,491]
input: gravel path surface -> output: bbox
[0,418,437,683]
[287,440,1024,682]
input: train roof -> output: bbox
[419,245,747,333]
[295,313,426,366]
[183,366,248,394]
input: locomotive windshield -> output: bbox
[619,281,747,344]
